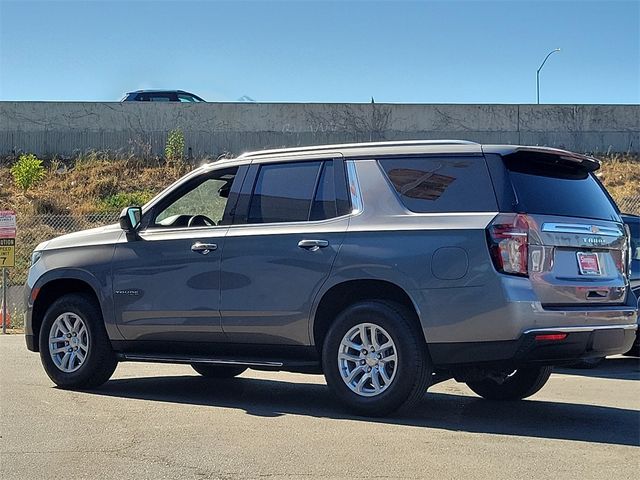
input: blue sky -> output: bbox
[0,0,638,103]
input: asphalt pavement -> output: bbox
[1,335,639,480]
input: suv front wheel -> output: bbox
[322,301,432,417]
[39,293,118,389]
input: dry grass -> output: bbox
[0,153,193,215]
[1,153,197,286]
[2,152,637,216]
[596,154,640,213]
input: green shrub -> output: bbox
[11,153,46,191]
[99,191,154,211]
[165,129,185,162]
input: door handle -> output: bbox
[191,242,218,255]
[298,239,329,251]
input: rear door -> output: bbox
[220,156,350,345]
[490,151,628,306]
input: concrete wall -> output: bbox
[1,102,638,157]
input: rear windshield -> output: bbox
[504,157,620,221]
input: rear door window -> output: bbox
[504,156,620,221]
[378,156,497,213]
[248,162,322,224]
[244,160,346,224]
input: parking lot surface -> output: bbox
[1,335,639,480]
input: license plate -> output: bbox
[576,252,601,276]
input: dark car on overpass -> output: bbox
[121,90,205,102]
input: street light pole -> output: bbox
[536,48,561,104]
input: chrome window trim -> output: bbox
[541,223,622,237]
[139,224,228,237]
[143,156,359,234]
[226,214,350,232]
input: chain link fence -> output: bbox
[3,212,119,328]
[617,195,640,216]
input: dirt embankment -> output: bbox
[2,152,638,217]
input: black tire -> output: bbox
[322,300,432,417]
[466,366,552,400]
[191,364,247,378]
[38,293,117,389]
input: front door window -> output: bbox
[152,168,238,228]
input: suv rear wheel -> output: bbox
[191,364,247,378]
[39,293,117,389]
[322,301,432,416]
[466,366,552,400]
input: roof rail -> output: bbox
[238,139,478,158]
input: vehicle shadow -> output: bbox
[555,356,640,381]
[88,374,640,447]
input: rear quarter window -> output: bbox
[247,161,322,223]
[378,156,497,213]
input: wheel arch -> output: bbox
[311,279,425,353]
[30,270,105,352]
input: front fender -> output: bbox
[27,266,123,343]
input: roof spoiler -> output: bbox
[484,145,601,172]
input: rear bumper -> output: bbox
[430,324,638,367]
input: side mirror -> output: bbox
[119,206,142,232]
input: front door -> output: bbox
[112,165,244,344]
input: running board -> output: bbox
[118,353,284,368]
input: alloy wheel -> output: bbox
[48,312,89,373]
[337,322,398,397]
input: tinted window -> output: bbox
[178,94,202,102]
[149,94,173,102]
[505,157,619,221]
[310,162,337,221]
[379,157,497,213]
[152,167,238,228]
[248,162,322,223]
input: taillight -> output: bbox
[535,333,567,341]
[486,214,530,276]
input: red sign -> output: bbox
[0,210,16,239]
[577,252,601,276]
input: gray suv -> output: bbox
[24,140,638,416]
